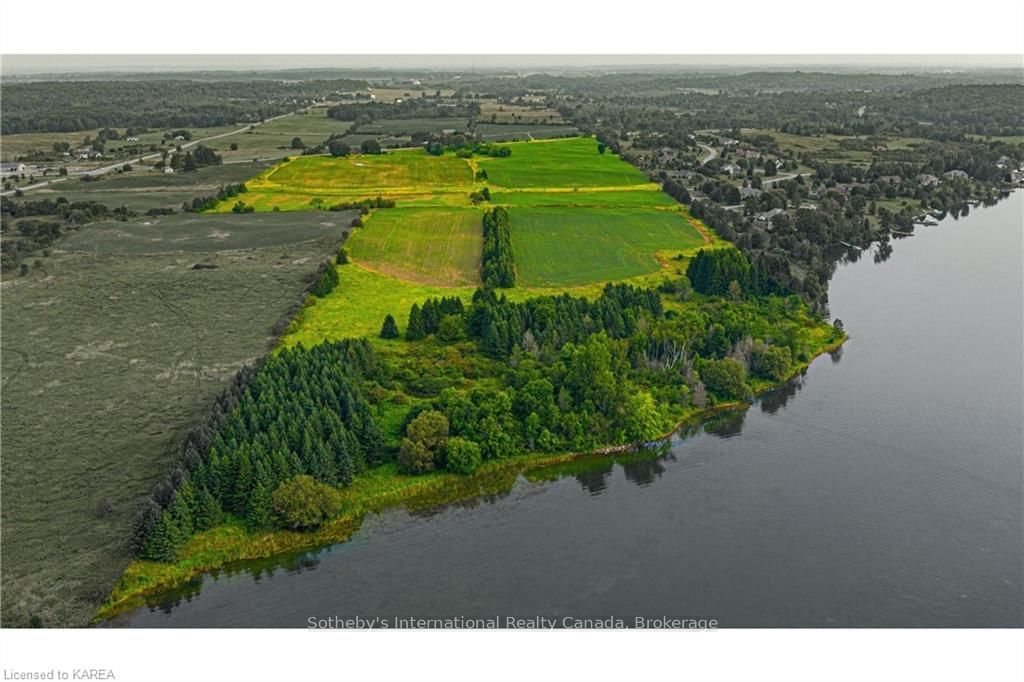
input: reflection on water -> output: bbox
[117,192,1023,628]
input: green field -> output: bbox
[349,207,484,286]
[477,137,653,189]
[511,207,707,287]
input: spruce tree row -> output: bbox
[465,283,663,360]
[481,206,515,288]
[685,248,783,298]
[138,340,384,563]
[405,296,465,341]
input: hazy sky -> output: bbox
[3,54,1022,75]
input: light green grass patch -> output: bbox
[510,207,707,287]
[349,207,484,286]
[281,264,479,346]
[260,149,473,192]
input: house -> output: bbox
[173,135,185,141]
[0,162,27,177]
[125,136,139,142]
[721,162,741,176]
[739,186,762,199]
[943,169,969,179]
[915,174,939,187]
[719,137,739,147]
[996,155,1012,169]
[163,167,175,174]
[755,208,786,229]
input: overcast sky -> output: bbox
[3,54,1022,75]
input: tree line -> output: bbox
[137,340,384,562]
[481,207,515,288]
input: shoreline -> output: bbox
[94,330,845,624]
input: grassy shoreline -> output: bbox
[94,330,844,623]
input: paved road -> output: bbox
[0,111,299,198]
[698,143,718,166]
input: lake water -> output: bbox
[117,192,1024,627]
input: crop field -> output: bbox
[477,137,653,188]
[510,207,706,287]
[348,207,483,285]
[60,211,356,255]
[0,220,348,626]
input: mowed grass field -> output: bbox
[477,137,652,189]
[510,207,707,287]
[349,208,483,286]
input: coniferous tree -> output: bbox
[380,314,400,339]
[140,511,178,563]
[406,304,425,341]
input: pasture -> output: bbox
[477,137,652,189]
[348,207,483,286]
[510,207,707,287]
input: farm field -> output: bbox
[510,207,707,287]
[0,217,349,627]
[348,207,483,286]
[255,136,715,341]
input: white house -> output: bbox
[943,169,969,179]
[721,162,742,176]
[0,162,27,178]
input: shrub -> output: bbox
[445,437,482,474]
[397,410,449,474]
[698,357,752,402]
[271,475,341,530]
[750,343,793,381]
